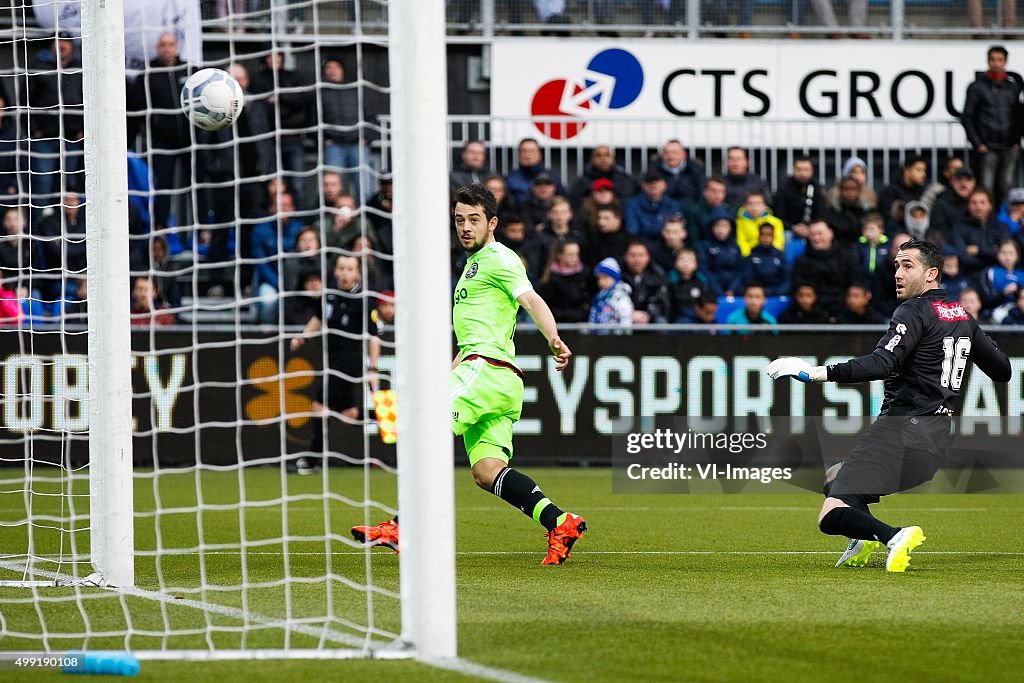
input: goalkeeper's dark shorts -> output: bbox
[828,415,950,505]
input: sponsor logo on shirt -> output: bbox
[931,301,969,321]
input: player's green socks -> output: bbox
[819,507,899,544]
[491,467,564,531]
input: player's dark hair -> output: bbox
[989,45,1008,60]
[897,238,943,279]
[453,183,498,223]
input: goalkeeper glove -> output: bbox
[766,357,827,384]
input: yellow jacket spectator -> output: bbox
[735,192,785,256]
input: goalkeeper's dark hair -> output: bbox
[453,183,498,223]
[896,238,943,280]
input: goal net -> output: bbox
[0,0,454,660]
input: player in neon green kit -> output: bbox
[353,183,586,564]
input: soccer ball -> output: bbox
[180,68,244,132]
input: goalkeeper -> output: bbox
[353,184,586,565]
[768,239,1011,572]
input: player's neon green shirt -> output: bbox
[453,240,533,366]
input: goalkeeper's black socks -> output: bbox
[819,506,899,544]
[491,467,564,531]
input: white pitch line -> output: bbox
[116,550,1024,557]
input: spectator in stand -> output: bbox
[588,257,633,334]
[655,139,705,207]
[252,191,306,323]
[588,205,631,264]
[496,213,544,282]
[252,49,312,206]
[667,247,717,322]
[691,291,720,329]
[505,137,563,204]
[979,238,1024,309]
[622,239,670,325]
[60,276,87,321]
[649,214,690,273]
[365,175,393,253]
[352,234,394,293]
[537,196,585,255]
[521,173,558,233]
[773,155,825,237]
[791,220,860,319]
[961,45,1023,205]
[698,208,743,296]
[284,269,324,326]
[0,206,41,279]
[920,157,965,211]
[449,140,491,194]
[738,223,788,296]
[825,176,870,246]
[835,283,886,325]
[127,33,189,233]
[578,178,621,236]
[904,201,931,241]
[149,235,181,309]
[26,33,83,212]
[282,225,328,299]
[0,269,23,325]
[538,239,591,323]
[871,230,911,317]
[940,249,973,303]
[36,191,86,297]
[856,213,891,282]
[484,173,518,226]
[322,171,344,211]
[951,188,1009,276]
[130,276,175,326]
[929,166,977,240]
[723,146,770,208]
[684,175,729,244]
[828,156,877,212]
[625,168,683,241]
[777,282,829,325]
[229,63,274,217]
[724,283,777,334]
[0,79,18,196]
[959,286,989,323]
[996,186,1024,238]
[568,145,636,209]
[323,193,376,252]
[735,191,784,256]
[1001,287,1024,325]
[878,155,928,220]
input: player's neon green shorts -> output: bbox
[450,356,523,466]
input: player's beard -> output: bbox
[461,231,491,254]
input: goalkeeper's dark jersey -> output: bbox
[826,288,1011,416]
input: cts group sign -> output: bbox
[490,39,993,147]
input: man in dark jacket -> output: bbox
[449,140,492,194]
[773,155,825,235]
[656,139,705,207]
[253,49,312,205]
[26,33,84,212]
[961,45,1023,204]
[506,137,563,204]
[568,145,636,209]
[928,167,976,240]
[622,239,670,325]
[791,220,861,319]
[724,146,770,208]
[878,155,928,220]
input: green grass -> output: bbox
[1,468,1022,682]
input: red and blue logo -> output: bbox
[529,48,644,140]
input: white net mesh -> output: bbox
[0,0,404,657]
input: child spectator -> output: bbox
[622,239,670,325]
[484,173,518,227]
[149,235,182,308]
[835,283,886,324]
[724,282,778,334]
[698,209,743,296]
[903,200,931,241]
[734,191,784,256]
[777,283,829,324]
[648,214,690,273]
[979,239,1024,309]
[959,287,989,323]
[587,205,631,265]
[1000,287,1024,325]
[738,223,789,296]
[351,234,394,294]
[940,249,973,302]
[668,247,717,322]
[588,257,633,333]
[856,213,891,281]
[684,175,730,243]
[538,239,591,323]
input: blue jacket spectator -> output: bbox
[251,197,305,294]
[698,208,744,296]
[949,190,1010,276]
[724,284,778,335]
[996,187,1024,237]
[856,222,891,281]
[739,240,789,296]
[624,168,683,240]
[978,239,1024,309]
[505,138,564,204]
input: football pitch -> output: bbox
[1,467,1021,682]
